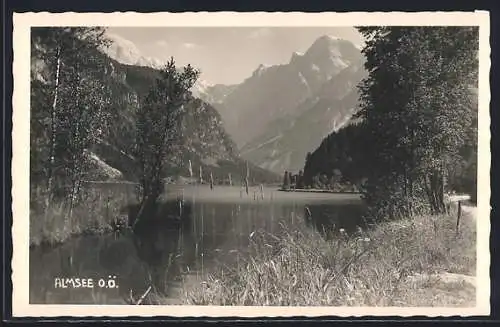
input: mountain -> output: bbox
[213,35,364,149]
[204,36,365,174]
[240,60,366,173]
[105,33,165,69]
[194,83,238,106]
[101,33,366,175]
[31,32,279,185]
[104,33,221,112]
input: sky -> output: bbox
[106,27,364,85]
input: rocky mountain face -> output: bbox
[204,35,366,173]
[192,83,238,107]
[104,32,223,110]
[31,38,279,185]
[240,61,367,173]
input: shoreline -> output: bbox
[181,206,477,306]
[278,188,360,194]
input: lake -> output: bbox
[29,185,365,304]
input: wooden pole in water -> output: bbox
[199,166,203,184]
[210,172,214,190]
[188,159,193,179]
[245,161,249,195]
[228,173,232,186]
[212,207,216,244]
[201,202,204,277]
[178,196,183,217]
[260,184,264,200]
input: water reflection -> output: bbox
[29,187,365,304]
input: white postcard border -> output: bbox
[12,10,491,317]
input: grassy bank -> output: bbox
[180,206,475,306]
[29,184,136,247]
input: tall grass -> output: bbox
[30,184,135,247]
[181,206,475,306]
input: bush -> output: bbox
[30,184,135,247]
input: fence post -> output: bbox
[456,200,462,235]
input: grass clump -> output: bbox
[29,184,135,247]
[181,207,475,306]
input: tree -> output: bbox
[356,26,478,219]
[311,175,320,189]
[282,171,290,189]
[31,27,112,218]
[303,121,366,190]
[297,170,304,189]
[135,57,199,219]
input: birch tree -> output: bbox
[31,27,111,216]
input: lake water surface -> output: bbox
[29,185,364,304]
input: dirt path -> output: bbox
[461,205,477,222]
[404,203,478,307]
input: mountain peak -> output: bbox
[104,33,165,69]
[305,35,354,58]
[290,51,304,64]
[317,35,346,42]
[252,63,271,76]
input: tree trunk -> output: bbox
[423,175,437,214]
[438,168,446,213]
[66,177,81,224]
[426,168,446,215]
[133,194,155,230]
[44,46,62,214]
[66,64,84,225]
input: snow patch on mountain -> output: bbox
[103,33,215,99]
[104,33,165,69]
[298,72,311,93]
[191,78,215,98]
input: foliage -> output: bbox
[334,26,477,219]
[365,26,477,218]
[303,121,367,190]
[30,183,134,247]
[30,27,112,217]
[134,57,200,204]
[302,27,478,218]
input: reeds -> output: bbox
[30,184,134,247]
[181,207,476,306]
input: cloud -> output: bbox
[155,40,169,48]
